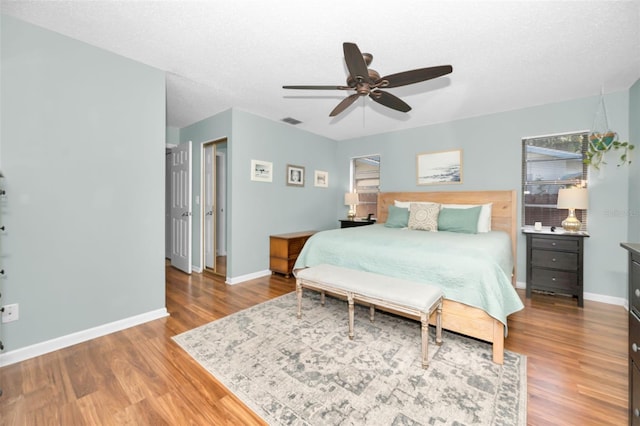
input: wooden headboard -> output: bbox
[377,190,518,284]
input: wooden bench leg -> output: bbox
[296,281,303,319]
[347,293,354,340]
[421,312,429,368]
[435,299,443,346]
[320,291,325,306]
[369,304,375,322]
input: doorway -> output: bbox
[202,139,227,277]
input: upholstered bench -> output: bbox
[295,264,444,368]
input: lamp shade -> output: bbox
[557,188,588,210]
[344,192,359,206]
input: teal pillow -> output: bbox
[437,206,482,234]
[385,205,409,228]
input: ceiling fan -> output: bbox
[283,42,453,117]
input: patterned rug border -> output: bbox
[173,291,527,425]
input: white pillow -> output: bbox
[394,200,433,209]
[442,203,492,232]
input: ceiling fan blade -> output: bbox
[378,65,453,88]
[343,42,371,84]
[283,85,350,90]
[369,90,411,113]
[329,93,361,117]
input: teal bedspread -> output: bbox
[294,224,524,327]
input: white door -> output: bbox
[170,141,192,274]
[204,144,215,269]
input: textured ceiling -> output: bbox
[2,1,639,141]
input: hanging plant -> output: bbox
[584,93,634,169]
[583,131,634,169]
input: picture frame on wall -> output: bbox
[314,170,328,188]
[416,149,463,185]
[286,164,305,187]
[250,159,273,182]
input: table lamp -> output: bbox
[344,192,359,219]
[557,188,588,232]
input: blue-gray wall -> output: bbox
[178,109,338,278]
[629,79,640,243]
[183,91,634,303]
[0,15,166,352]
[336,92,631,302]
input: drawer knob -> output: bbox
[551,242,557,246]
[633,343,638,352]
[551,277,556,282]
[636,289,640,298]
[552,258,556,262]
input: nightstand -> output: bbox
[524,227,589,307]
[269,231,316,278]
[339,218,376,228]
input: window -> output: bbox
[351,155,380,218]
[522,132,588,230]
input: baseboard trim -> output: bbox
[516,280,626,307]
[0,308,169,366]
[226,269,272,285]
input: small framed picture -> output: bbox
[314,170,328,188]
[250,159,273,182]
[416,149,463,185]
[286,164,305,187]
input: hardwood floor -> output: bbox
[0,265,628,425]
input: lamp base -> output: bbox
[347,209,356,220]
[562,209,582,232]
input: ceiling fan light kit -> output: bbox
[283,42,453,117]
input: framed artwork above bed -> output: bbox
[416,149,462,185]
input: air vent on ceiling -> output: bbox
[281,117,302,125]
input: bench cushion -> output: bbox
[296,264,443,311]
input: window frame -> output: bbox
[350,154,380,219]
[521,131,589,230]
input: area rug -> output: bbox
[173,291,527,425]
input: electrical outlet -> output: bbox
[1,303,19,323]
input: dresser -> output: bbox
[524,228,589,307]
[269,231,316,278]
[339,218,376,228]
[622,242,640,425]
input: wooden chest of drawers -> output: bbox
[622,242,640,425]
[269,231,316,278]
[524,229,588,307]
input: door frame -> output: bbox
[200,138,227,276]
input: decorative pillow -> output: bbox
[442,203,493,232]
[438,206,482,234]
[385,205,410,228]
[408,202,440,231]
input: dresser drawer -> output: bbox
[531,236,578,252]
[633,360,640,425]
[530,267,578,293]
[632,260,640,314]
[531,249,578,270]
[631,311,640,368]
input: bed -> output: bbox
[294,190,524,364]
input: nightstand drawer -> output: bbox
[530,267,578,293]
[531,236,578,252]
[531,249,578,270]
